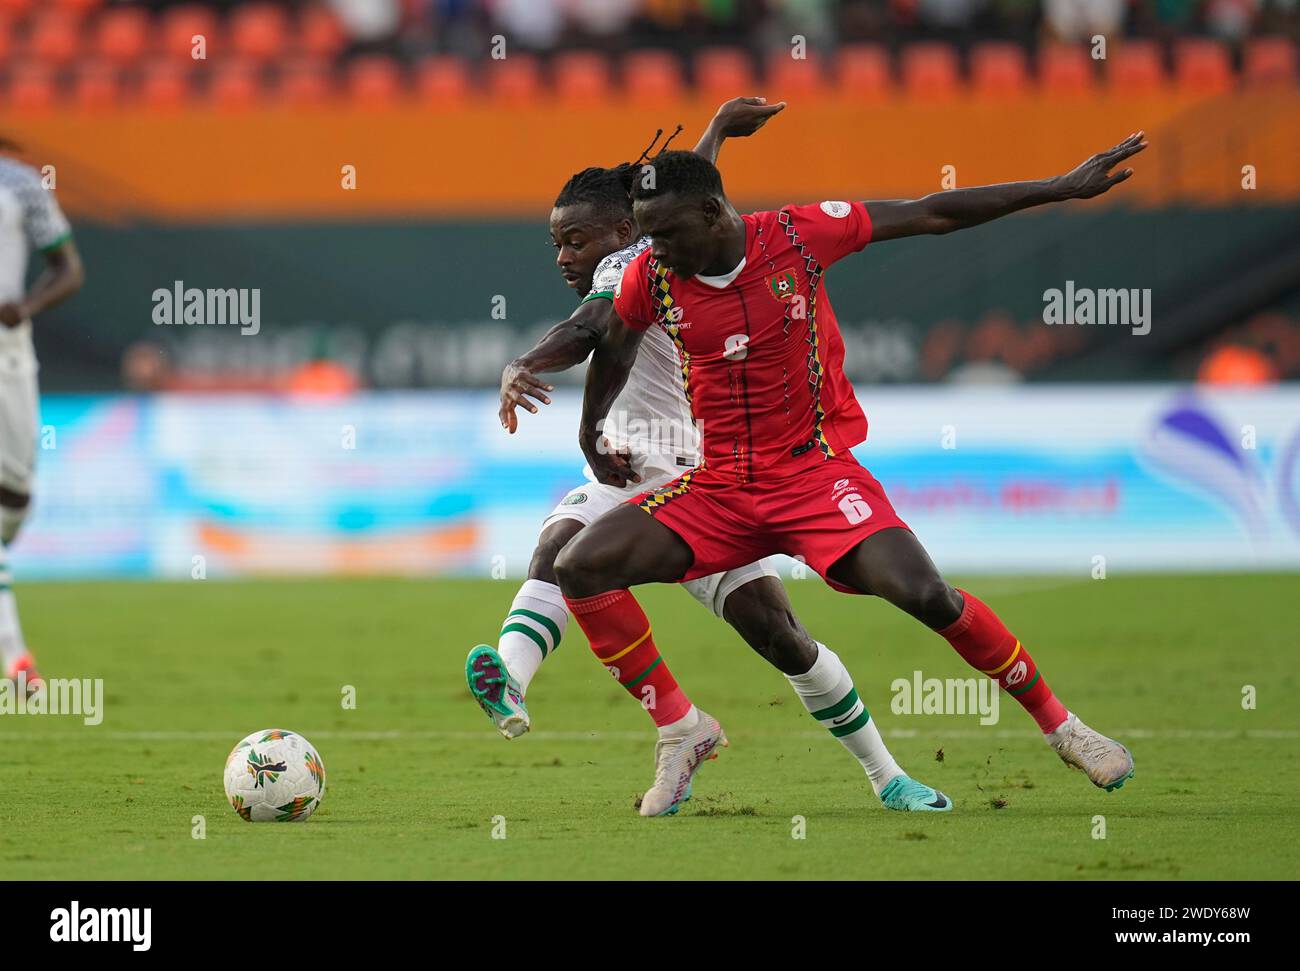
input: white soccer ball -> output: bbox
[223,729,326,822]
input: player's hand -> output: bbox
[0,302,28,328]
[499,361,554,434]
[584,436,641,488]
[1053,131,1149,200]
[711,97,786,138]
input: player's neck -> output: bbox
[699,210,746,277]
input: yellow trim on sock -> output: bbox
[980,640,1021,676]
[599,627,652,665]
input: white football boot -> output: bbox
[1047,712,1135,791]
[638,708,728,817]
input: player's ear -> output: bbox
[701,196,722,226]
[616,217,636,245]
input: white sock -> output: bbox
[658,704,699,736]
[1,505,28,546]
[0,553,27,668]
[497,579,568,694]
[786,643,903,796]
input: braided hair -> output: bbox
[552,125,685,222]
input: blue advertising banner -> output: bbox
[13,386,1300,579]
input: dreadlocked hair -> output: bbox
[629,149,724,202]
[552,124,687,221]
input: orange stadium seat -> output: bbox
[1244,37,1298,86]
[1108,41,1166,95]
[1242,37,1294,86]
[0,0,33,16]
[415,56,470,106]
[72,61,120,109]
[622,49,683,104]
[971,42,1028,98]
[486,54,542,105]
[278,57,334,106]
[299,4,346,59]
[694,47,756,99]
[139,60,191,109]
[901,43,960,99]
[1175,38,1233,95]
[210,60,260,109]
[834,44,891,100]
[766,50,825,99]
[230,3,289,63]
[347,56,404,107]
[1039,44,1094,96]
[554,51,611,106]
[26,11,82,67]
[159,5,219,62]
[93,6,149,65]
[7,63,56,112]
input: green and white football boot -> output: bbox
[879,774,953,812]
[466,645,530,739]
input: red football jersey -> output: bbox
[613,201,872,482]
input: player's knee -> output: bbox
[0,487,30,509]
[553,535,610,598]
[911,578,962,630]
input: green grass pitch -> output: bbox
[1,574,1296,880]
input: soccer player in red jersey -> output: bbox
[555,133,1150,811]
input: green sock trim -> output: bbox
[623,656,661,689]
[1008,670,1041,697]
[810,687,858,722]
[507,608,561,649]
[829,707,872,738]
[500,623,548,659]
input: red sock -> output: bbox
[565,589,692,728]
[939,589,1069,733]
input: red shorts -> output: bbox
[630,451,909,593]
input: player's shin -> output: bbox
[0,551,30,671]
[497,578,568,695]
[565,589,693,728]
[786,643,902,795]
[939,589,1068,733]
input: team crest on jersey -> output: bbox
[766,268,798,303]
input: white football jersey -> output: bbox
[0,157,72,375]
[584,236,699,478]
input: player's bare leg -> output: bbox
[0,487,40,696]
[828,527,1134,791]
[556,505,727,816]
[466,518,581,738]
[721,576,950,811]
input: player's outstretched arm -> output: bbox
[692,97,786,164]
[499,298,617,433]
[866,132,1148,243]
[579,313,645,487]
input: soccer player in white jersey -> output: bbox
[465,100,950,816]
[0,148,85,693]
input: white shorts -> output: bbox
[0,368,38,494]
[542,473,780,618]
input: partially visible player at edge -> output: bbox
[467,98,950,816]
[555,134,1152,804]
[0,143,86,694]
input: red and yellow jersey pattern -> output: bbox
[613,201,873,482]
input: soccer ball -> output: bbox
[223,729,326,822]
